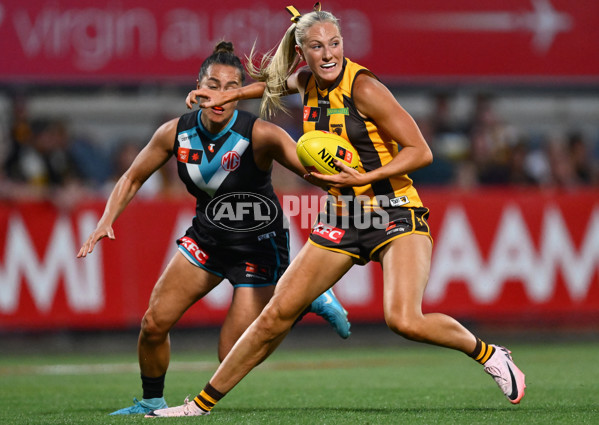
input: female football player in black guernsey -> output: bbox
[76,41,350,416]
[152,4,526,417]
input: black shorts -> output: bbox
[309,206,432,264]
[177,226,289,287]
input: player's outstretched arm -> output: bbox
[77,119,177,258]
[186,82,267,109]
[76,173,137,258]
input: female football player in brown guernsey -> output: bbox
[150,3,525,417]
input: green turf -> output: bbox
[1,343,598,424]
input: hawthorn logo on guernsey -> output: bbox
[206,192,279,232]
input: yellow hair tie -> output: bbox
[286,6,301,23]
[286,3,321,23]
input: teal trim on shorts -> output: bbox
[232,282,277,288]
[177,245,224,277]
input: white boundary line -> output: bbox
[1,361,219,376]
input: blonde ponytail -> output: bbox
[247,3,339,119]
[246,25,301,119]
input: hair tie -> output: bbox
[286,6,301,23]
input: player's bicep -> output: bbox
[354,77,427,150]
[253,120,304,176]
[125,119,176,183]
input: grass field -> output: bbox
[1,341,598,424]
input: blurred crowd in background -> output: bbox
[1,86,598,210]
[410,91,599,189]
[0,90,190,209]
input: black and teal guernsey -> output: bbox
[174,109,285,245]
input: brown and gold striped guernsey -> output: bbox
[302,58,423,211]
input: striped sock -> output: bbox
[193,383,225,413]
[469,338,496,365]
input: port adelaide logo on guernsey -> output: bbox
[206,192,278,232]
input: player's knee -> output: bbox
[140,309,169,343]
[385,312,424,341]
[254,303,292,341]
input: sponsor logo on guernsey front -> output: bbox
[327,107,349,116]
[221,151,241,171]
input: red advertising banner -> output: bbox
[1,188,598,331]
[0,0,597,83]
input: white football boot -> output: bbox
[483,345,526,404]
[145,397,209,417]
